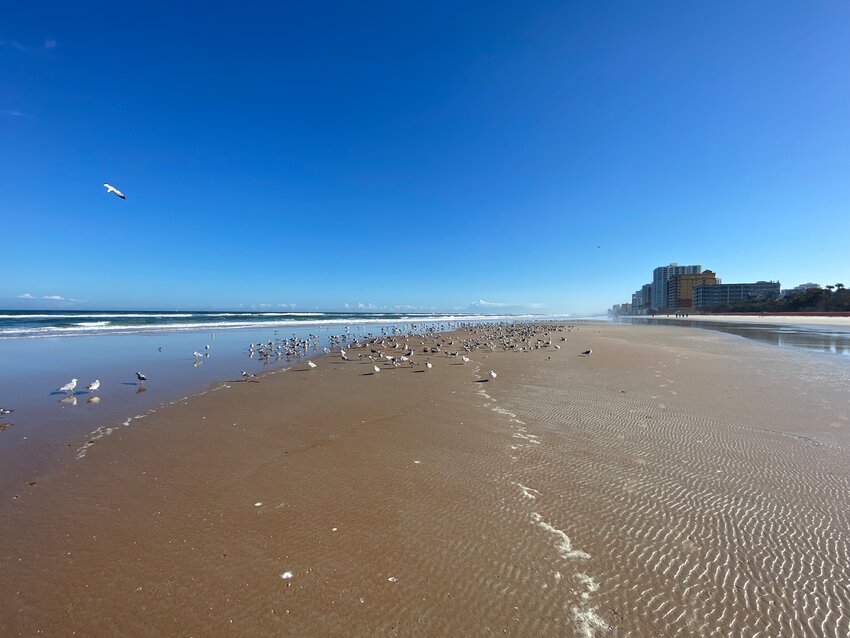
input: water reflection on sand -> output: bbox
[618,318,850,357]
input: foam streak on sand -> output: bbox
[530,511,591,560]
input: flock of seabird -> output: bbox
[0,322,591,423]
[239,322,590,384]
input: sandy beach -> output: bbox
[1,322,849,636]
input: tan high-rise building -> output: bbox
[667,270,719,309]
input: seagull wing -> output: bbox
[105,184,126,199]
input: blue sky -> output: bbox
[2,2,848,314]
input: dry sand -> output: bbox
[1,322,849,636]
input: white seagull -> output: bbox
[426,362,433,370]
[103,183,126,199]
[307,360,317,369]
[58,378,77,394]
[87,379,100,393]
[373,365,381,374]
[489,370,497,381]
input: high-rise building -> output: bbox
[652,263,702,311]
[667,270,720,309]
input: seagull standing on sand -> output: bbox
[87,379,100,393]
[241,370,257,381]
[489,370,497,381]
[373,365,381,374]
[103,183,126,199]
[426,362,433,370]
[136,372,147,383]
[59,378,77,394]
[307,360,317,369]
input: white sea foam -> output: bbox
[515,482,541,500]
[530,512,590,560]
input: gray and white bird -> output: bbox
[103,183,126,199]
[241,370,257,381]
[489,370,497,381]
[373,365,381,374]
[87,379,100,393]
[307,360,317,369]
[193,351,203,359]
[0,407,13,416]
[58,378,77,394]
[135,372,147,382]
[426,362,433,370]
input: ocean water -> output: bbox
[0,310,546,339]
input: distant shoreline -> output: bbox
[622,313,850,327]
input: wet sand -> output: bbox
[635,313,850,327]
[1,323,849,636]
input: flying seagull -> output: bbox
[58,378,77,394]
[104,183,126,199]
[87,379,100,393]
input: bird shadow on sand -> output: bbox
[474,379,490,383]
[412,369,426,373]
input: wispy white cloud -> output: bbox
[1,38,57,55]
[277,303,295,309]
[1,109,25,117]
[469,299,545,311]
[16,293,81,302]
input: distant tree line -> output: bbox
[709,284,849,313]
